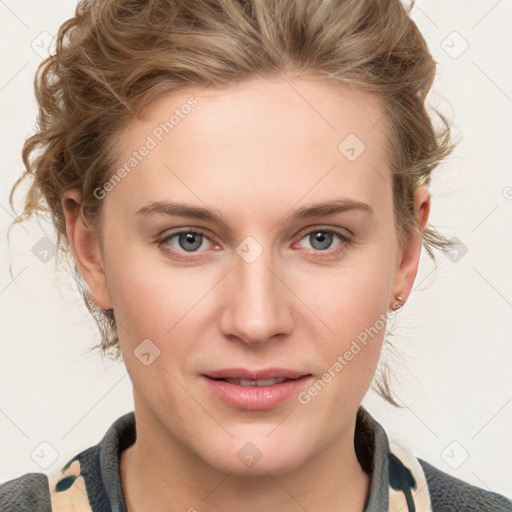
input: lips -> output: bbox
[203,367,309,380]
[202,368,313,410]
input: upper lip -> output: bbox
[203,368,310,380]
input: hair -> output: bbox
[8,0,456,407]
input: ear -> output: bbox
[390,186,430,309]
[62,189,112,310]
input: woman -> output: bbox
[1,0,510,510]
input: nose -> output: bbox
[217,241,294,347]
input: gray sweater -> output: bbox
[1,406,510,511]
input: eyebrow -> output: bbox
[135,198,374,225]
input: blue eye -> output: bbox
[159,229,213,254]
[299,230,344,251]
[293,228,351,259]
[156,227,351,261]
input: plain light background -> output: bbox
[1,0,511,500]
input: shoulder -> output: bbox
[0,412,135,512]
[0,472,51,511]
[418,457,512,512]
[359,407,511,512]
[0,453,97,512]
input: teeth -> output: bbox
[225,377,288,386]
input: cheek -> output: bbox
[305,244,396,388]
[105,244,220,347]
[305,284,390,415]
[311,247,395,332]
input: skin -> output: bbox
[62,76,430,512]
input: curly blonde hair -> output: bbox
[9,0,456,406]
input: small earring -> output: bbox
[391,294,405,311]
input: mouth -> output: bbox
[215,377,293,386]
[203,368,309,381]
[201,368,313,410]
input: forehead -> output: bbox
[108,77,391,217]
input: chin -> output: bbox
[202,439,308,477]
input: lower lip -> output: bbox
[202,375,312,410]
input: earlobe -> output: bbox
[61,189,112,310]
[389,186,431,309]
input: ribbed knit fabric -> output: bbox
[1,407,510,511]
[419,458,512,512]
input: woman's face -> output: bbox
[75,77,427,474]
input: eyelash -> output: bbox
[156,226,352,261]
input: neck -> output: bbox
[120,408,371,512]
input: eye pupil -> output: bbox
[310,231,333,250]
[179,232,203,251]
